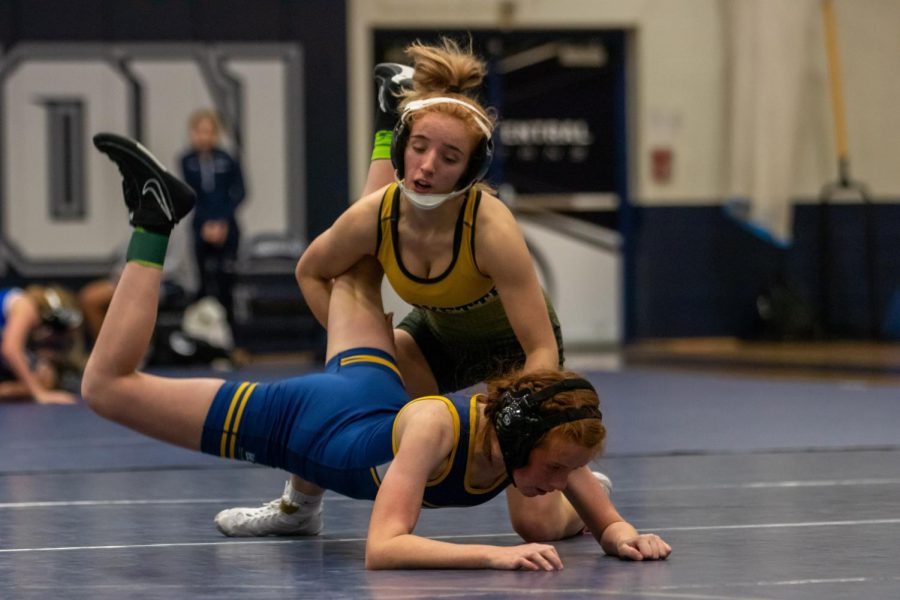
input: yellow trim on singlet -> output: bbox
[392,395,461,487]
[228,383,258,458]
[339,354,402,379]
[464,394,508,495]
[219,382,257,458]
[376,183,496,311]
[220,382,248,457]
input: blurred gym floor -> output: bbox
[627,338,900,383]
[1,345,899,599]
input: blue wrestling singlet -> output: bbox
[201,347,407,500]
[200,347,510,507]
[370,393,510,508]
[0,287,23,332]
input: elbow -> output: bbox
[80,357,116,419]
[296,246,316,272]
[295,253,310,287]
[296,256,326,295]
[364,542,390,570]
[294,262,304,288]
[1,341,18,365]
[79,359,102,413]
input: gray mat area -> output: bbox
[2,366,896,473]
[592,368,900,455]
[0,404,231,473]
[1,364,899,598]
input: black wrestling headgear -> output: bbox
[492,378,602,485]
[390,96,494,192]
[31,286,83,331]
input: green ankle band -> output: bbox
[371,130,393,161]
[126,227,169,269]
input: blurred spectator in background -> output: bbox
[79,219,238,369]
[0,285,83,404]
[179,109,245,329]
[78,224,197,343]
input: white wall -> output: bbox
[349,0,900,204]
[0,44,300,275]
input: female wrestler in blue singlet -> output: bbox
[85,133,671,570]
[0,285,81,404]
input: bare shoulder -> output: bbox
[7,294,39,321]
[321,187,390,251]
[396,398,457,429]
[343,187,388,225]
[475,191,521,236]
[395,398,457,456]
[474,191,516,224]
[472,192,527,266]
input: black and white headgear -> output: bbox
[390,96,494,209]
[492,378,602,485]
[36,286,83,331]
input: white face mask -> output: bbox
[398,180,466,211]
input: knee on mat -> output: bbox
[510,515,561,543]
[80,362,118,418]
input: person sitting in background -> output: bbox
[79,224,237,368]
[0,285,82,404]
[179,109,246,329]
[78,224,197,343]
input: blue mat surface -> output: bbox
[2,364,899,598]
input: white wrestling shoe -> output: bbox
[214,481,323,537]
[593,471,613,496]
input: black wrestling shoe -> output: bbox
[93,133,196,233]
[374,63,414,116]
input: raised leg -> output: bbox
[218,61,415,535]
[217,257,393,537]
[362,63,414,196]
[323,256,396,361]
[392,329,439,397]
[82,133,222,450]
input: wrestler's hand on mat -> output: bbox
[34,389,77,405]
[487,543,564,571]
[615,534,671,561]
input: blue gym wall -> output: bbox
[632,202,900,340]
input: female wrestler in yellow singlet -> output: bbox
[217,38,605,539]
